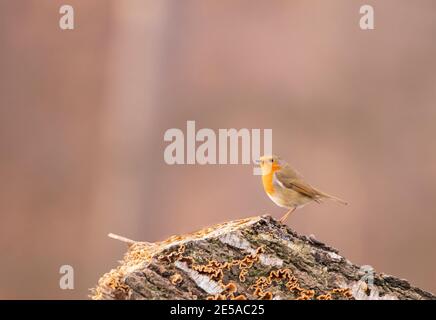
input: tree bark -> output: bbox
[91,215,435,300]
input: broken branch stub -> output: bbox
[92,216,435,300]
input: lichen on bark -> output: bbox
[91,216,435,300]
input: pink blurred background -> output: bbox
[1,0,435,299]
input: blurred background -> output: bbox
[1,0,435,299]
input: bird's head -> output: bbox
[256,155,283,175]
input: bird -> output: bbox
[257,155,347,223]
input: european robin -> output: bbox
[257,155,347,223]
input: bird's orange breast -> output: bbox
[261,164,281,195]
[262,171,275,195]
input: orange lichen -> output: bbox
[253,287,273,300]
[223,282,237,295]
[158,244,186,262]
[193,247,267,300]
[192,263,224,281]
[329,287,353,299]
[207,282,248,300]
[178,256,195,265]
[93,268,130,299]
[170,273,183,285]
[239,268,249,282]
[250,268,322,300]
[179,246,265,286]
[92,217,356,301]
[92,217,260,299]
[316,288,352,300]
[234,246,265,283]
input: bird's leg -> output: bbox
[279,207,296,224]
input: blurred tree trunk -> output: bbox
[89,0,169,266]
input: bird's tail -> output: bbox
[319,191,348,205]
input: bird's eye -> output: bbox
[270,159,274,163]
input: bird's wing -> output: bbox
[275,165,323,202]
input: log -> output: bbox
[91,215,435,300]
